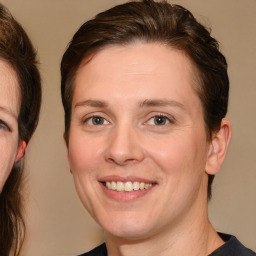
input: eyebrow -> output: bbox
[75,99,108,108]
[140,99,185,109]
[0,106,17,119]
[75,99,185,109]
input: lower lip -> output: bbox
[100,183,155,202]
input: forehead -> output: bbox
[0,59,20,118]
[79,42,196,75]
[73,42,199,102]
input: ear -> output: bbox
[15,140,27,162]
[205,118,232,175]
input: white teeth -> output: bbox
[111,181,117,190]
[125,181,133,192]
[116,181,124,191]
[104,181,153,192]
[140,182,145,190]
[133,181,140,191]
[106,181,111,189]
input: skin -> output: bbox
[0,59,25,192]
[68,42,231,256]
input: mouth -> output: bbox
[99,176,157,201]
[103,181,154,192]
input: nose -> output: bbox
[105,124,145,166]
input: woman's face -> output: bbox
[68,43,211,240]
[0,60,20,192]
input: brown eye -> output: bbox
[92,116,104,125]
[154,116,168,125]
[146,115,172,127]
[85,115,109,126]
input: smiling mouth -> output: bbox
[104,181,154,192]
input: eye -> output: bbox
[0,120,10,131]
[147,115,171,126]
[85,116,109,126]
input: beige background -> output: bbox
[1,0,255,255]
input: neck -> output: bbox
[105,195,223,256]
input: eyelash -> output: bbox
[0,119,10,131]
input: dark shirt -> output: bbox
[209,233,255,256]
[78,243,107,256]
[78,233,255,256]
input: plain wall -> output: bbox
[1,0,255,255]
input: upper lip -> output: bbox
[98,175,157,184]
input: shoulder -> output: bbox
[78,243,107,256]
[209,233,256,256]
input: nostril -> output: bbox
[106,156,142,166]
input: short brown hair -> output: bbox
[0,3,41,255]
[61,0,229,199]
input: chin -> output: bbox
[100,217,156,241]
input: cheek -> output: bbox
[146,135,192,169]
[67,132,106,214]
[146,134,208,209]
[68,132,104,174]
[146,132,208,181]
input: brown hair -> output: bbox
[61,0,229,199]
[0,4,41,255]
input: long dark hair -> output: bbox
[0,4,41,255]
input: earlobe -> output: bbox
[16,140,27,162]
[205,118,232,175]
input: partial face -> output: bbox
[68,43,211,240]
[0,60,20,192]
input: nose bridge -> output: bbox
[105,119,144,165]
